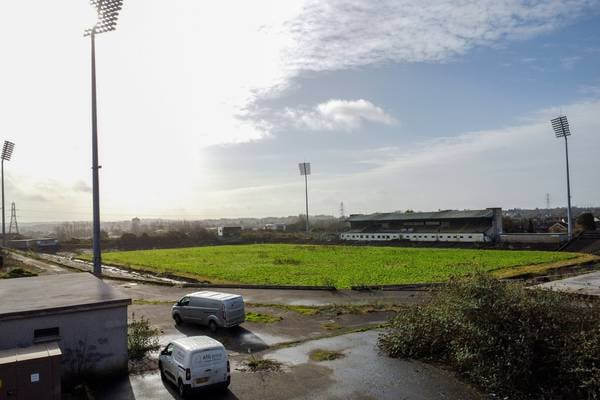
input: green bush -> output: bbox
[378,273,600,399]
[128,314,160,360]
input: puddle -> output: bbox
[241,331,292,347]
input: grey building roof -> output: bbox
[0,273,131,321]
[347,209,496,222]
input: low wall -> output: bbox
[500,233,567,244]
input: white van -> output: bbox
[159,336,230,397]
[172,291,246,332]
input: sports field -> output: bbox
[97,244,586,288]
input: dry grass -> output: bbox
[493,254,600,279]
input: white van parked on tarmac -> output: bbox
[172,291,246,332]
[159,336,230,398]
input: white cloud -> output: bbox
[1,0,598,221]
[283,0,593,73]
[199,99,600,217]
[283,99,397,131]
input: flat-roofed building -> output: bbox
[0,273,131,385]
[341,208,503,243]
[217,226,242,238]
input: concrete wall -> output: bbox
[499,233,567,244]
[487,207,503,240]
[0,305,128,384]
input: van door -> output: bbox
[172,345,187,381]
[191,348,226,386]
[224,298,245,325]
[199,300,219,326]
[161,343,177,383]
[186,297,205,324]
[176,297,191,322]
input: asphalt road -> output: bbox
[537,270,600,296]
[113,280,428,307]
[93,331,482,400]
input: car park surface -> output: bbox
[94,330,482,400]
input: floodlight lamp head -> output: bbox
[551,115,571,138]
[1,141,14,161]
[84,0,124,36]
[299,162,311,176]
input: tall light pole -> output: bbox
[551,115,573,241]
[1,141,15,247]
[85,0,124,276]
[298,162,311,232]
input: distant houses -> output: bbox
[548,222,568,233]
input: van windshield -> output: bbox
[192,349,224,367]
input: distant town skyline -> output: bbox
[2,0,600,222]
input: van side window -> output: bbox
[163,343,174,355]
[179,297,190,306]
[174,348,185,363]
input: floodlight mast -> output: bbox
[551,116,573,241]
[84,0,124,276]
[299,162,311,232]
[1,141,15,247]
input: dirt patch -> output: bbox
[246,312,282,324]
[309,349,345,362]
[320,321,343,331]
[243,357,283,372]
[129,355,158,374]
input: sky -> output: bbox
[1,0,600,223]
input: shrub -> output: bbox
[128,314,160,360]
[378,273,600,399]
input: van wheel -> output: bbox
[178,380,187,398]
[174,314,182,326]
[208,320,217,333]
[222,376,231,390]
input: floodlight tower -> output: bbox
[550,115,573,241]
[85,0,124,276]
[298,162,311,232]
[1,141,14,247]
